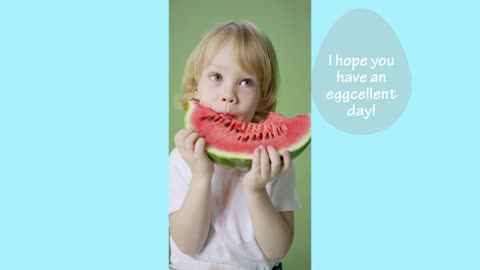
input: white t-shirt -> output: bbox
[169,148,302,270]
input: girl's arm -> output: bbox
[169,129,214,255]
[170,174,212,255]
[245,190,294,260]
[243,145,295,260]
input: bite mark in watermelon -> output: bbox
[185,101,311,170]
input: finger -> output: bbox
[260,145,270,180]
[184,132,202,153]
[194,137,206,154]
[174,129,186,148]
[267,145,281,176]
[175,129,190,156]
[175,129,193,147]
[251,147,261,172]
[281,150,292,173]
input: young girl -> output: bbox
[169,20,301,270]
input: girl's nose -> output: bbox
[221,86,237,104]
[222,97,236,103]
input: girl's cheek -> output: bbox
[207,80,221,88]
[241,87,260,98]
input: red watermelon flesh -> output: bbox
[185,100,311,170]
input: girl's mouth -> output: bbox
[218,113,235,120]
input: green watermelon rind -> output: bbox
[207,136,311,170]
[184,101,311,170]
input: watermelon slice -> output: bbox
[185,101,310,170]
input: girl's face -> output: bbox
[195,41,261,123]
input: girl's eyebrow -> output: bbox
[206,63,258,80]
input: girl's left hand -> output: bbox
[243,145,291,193]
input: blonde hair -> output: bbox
[179,20,279,122]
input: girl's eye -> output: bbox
[209,73,222,81]
[240,79,254,87]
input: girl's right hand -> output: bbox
[174,129,214,178]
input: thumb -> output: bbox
[194,137,206,154]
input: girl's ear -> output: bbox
[193,88,199,99]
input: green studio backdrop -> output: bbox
[169,0,311,269]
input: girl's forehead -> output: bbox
[203,37,232,59]
[202,38,260,74]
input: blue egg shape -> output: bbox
[312,9,411,134]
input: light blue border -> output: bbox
[0,1,168,269]
[312,1,480,269]
[2,1,480,269]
